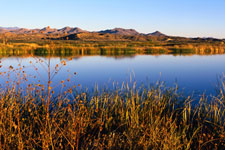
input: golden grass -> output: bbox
[0,79,225,149]
[0,45,225,149]
[0,42,225,58]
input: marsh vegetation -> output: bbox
[0,42,225,149]
[0,41,225,57]
[0,75,225,149]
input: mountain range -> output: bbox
[0,26,224,42]
[0,26,166,36]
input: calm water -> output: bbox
[0,54,225,95]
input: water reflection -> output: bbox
[0,47,225,58]
[0,50,225,96]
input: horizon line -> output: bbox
[0,25,224,40]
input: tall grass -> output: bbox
[1,41,225,58]
[0,79,225,149]
[0,50,225,149]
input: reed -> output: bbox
[1,41,225,57]
[0,49,225,149]
[0,78,224,149]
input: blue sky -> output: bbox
[1,0,225,38]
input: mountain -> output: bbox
[148,31,167,36]
[0,26,142,37]
[0,26,87,35]
[39,26,58,34]
[0,27,20,30]
[0,27,20,33]
[98,28,140,35]
[39,26,86,34]
[57,27,87,34]
[59,32,155,41]
[0,26,223,42]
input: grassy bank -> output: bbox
[0,80,225,149]
[1,43,225,58]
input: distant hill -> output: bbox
[0,27,19,30]
[0,27,20,33]
[57,27,87,34]
[0,26,87,35]
[58,32,152,41]
[98,28,139,35]
[39,26,57,34]
[0,26,223,43]
[148,31,167,37]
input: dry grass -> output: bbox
[0,78,225,149]
[0,42,225,58]
[0,47,225,149]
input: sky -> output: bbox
[0,0,225,38]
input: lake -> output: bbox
[0,54,225,96]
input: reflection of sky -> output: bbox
[0,55,225,95]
